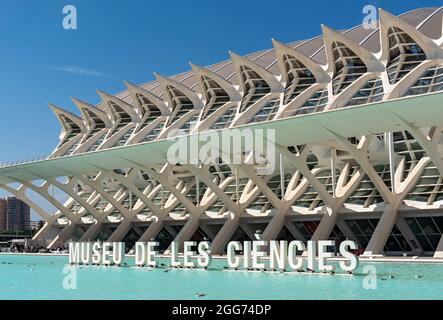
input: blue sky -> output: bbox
[0,0,441,219]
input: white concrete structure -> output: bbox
[2,7,443,257]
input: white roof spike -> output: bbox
[124,81,170,115]
[379,8,443,60]
[96,89,140,122]
[48,103,86,132]
[321,24,384,73]
[154,73,204,110]
[272,38,330,84]
[190,62,242,101]
[71,97,112,127]
[229,51,284,93]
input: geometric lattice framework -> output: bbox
[1,7,443,260]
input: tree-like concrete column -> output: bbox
[324,128,431,256]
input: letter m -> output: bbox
[69,242,81,264]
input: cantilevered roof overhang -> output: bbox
[1,92,443,184]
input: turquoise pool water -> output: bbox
[0,254,443,300]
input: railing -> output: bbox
[0,155,49,168]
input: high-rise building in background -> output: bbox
[0,199,6,231]
[0,197,30,231]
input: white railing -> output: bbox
[0,155,49,168]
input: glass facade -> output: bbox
[200,75,231,120]
[345,78,384,107]
[209,106,237,130]
[405,216,443,252]
[134,93,162,133]
[165,85,195,126]
[331,41,367,95]
[386,27,426,84]
[282,54,316,105]
[239,65,271,113]
[345,219,411,252]
[405,65,443,96]
[246,98,280,124]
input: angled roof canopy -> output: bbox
[125,81,169,115]
[190,63,242,102]
[48,104,86,134]
[272,39,330,85]
[322,24,384,73]
[379,8,443,62]
[155,73,204,109]
[229,51,284,93]
[72,97,112,129]
[97,89,140,123]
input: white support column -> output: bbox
[22,181,76,221]
[92,168,164,243]
[183,164,243,254]
[47,221,78,249]
[364,157,431,256]
[144,165,204,250]
[48,177,108,245]
[310,165,365,243]
[107,218,133,242]
[280,153,285,200]
[323,126,434,256]
[161,185,165,209]
[395,117,443,177]
[278,146,337,208]
[235,167,239,202]
[142,165,197,213]
[66,172,135,245]
[278,145,345,244]
[80,219,106,241]
[284,220,307,241]
[262,145,336,244]
[322,130,394,202]
[76,173,129,218]
[331,148,337,198]
[263,175,309,238]
[0,184,53,222]
[48,177,103,220]
[262,212,289,242]
[137,218,167,243]
[387,132,396,192]
[336,220,361,245]
[183,165,238,212]
[363,201,401,256]
[166,213,202,253]
[210,213,241,255]
[386,119,443,258]
[433,236,443,258]
[196,176,200,207]
[395,216,423,255]
[32,221,59,241]
[199,224,217,240]
[238,165,283,209]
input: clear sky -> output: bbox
[0,0,441,219]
